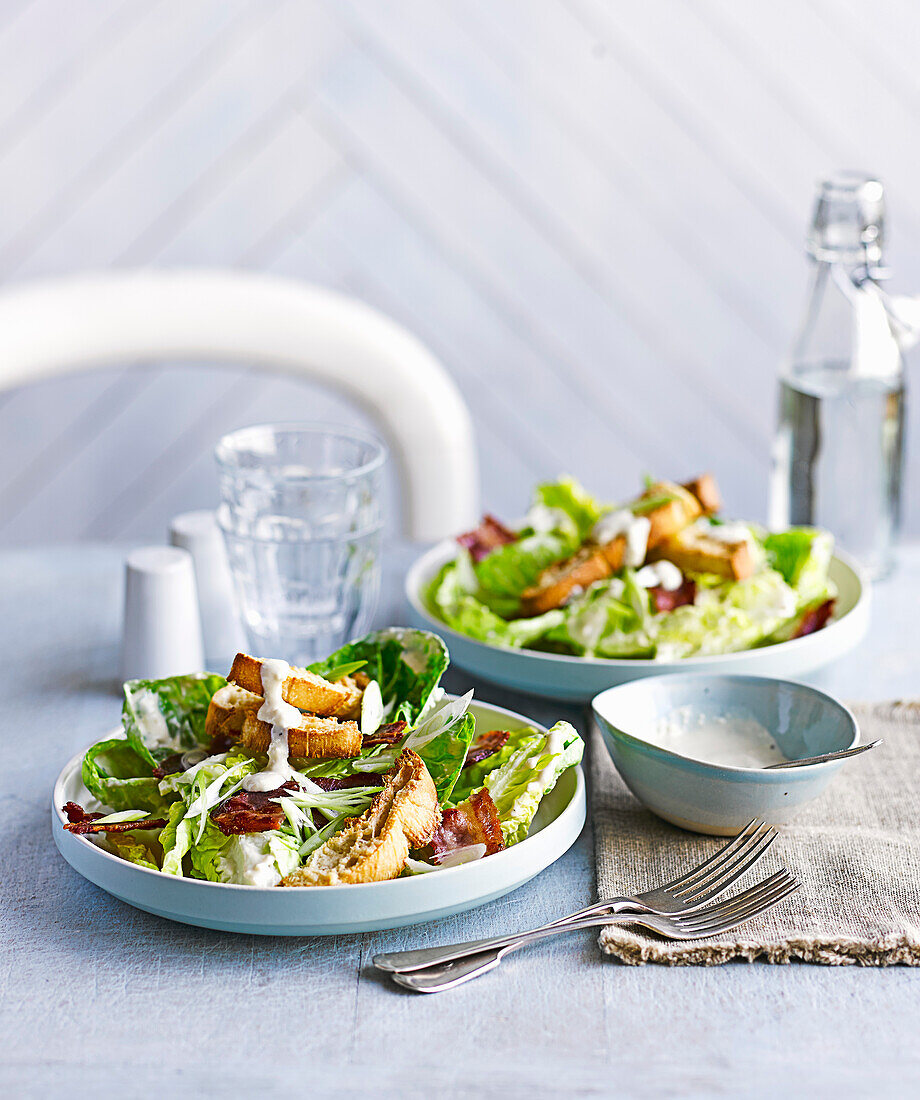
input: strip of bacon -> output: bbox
[650,578,696,613]
[456,514,517,562]
[793,598,836,639]
[430,787,504,861]
[152,752,186,779]
[62,801,104,825]
[210,781,298,836]
[362,721,407,748]
[464,730,510,767]
[64,815,167,835]
[208,732,236,755]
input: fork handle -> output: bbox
[390,914,640,992]
[373,904,639,974]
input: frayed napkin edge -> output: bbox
[597,929,920,967]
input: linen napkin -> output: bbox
[591,700,920,965]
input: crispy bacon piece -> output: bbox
[456,514,517,562]
[208,732,237,755]
[63,806,167,835]
[650,578,696,613]
[152,752,186,779]
[308,774,385,792]
[62,802,103,825]
[362,721,407,748]
[210,781,298,836]
[430,787,504,861]
[793,598,836,639]
[464,730,510,767]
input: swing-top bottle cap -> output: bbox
[807,171,885,264]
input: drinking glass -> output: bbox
[216,423,386,665]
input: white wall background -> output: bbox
[1,0,919,546]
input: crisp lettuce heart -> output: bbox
[122,672,227,765]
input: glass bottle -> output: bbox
[769,172,906,580]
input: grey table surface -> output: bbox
[4,543,920,1098]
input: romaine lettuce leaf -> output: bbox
[431,560,564,648]
[81,738,170,814]
[531,477,602,541]
[188,820,300,885]
[160,801,195,876]
[542,578,651,657]
[103,831,160,871]
[652,569,808,659]
[482,722,584,845]
[308,627,448,725]
[448,727,528,806]
[764,528,834,601]
[473,532,576,615]
[416,709,475,804]
[122,672,227,766]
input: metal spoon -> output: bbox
[764,740,881,769]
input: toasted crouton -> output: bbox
[282,750,439,886]
[206,683,263,745]
[682,473,722,516]
[520,545,612,616]
[237,711,362,760]
[598,535,626,571]
[651,527,754,581]
[519,482,708,616]
[641,482,702,549]
[228,653,362,718]
[332,675,366,720]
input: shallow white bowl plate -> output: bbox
[52,700,586,936]
[406,542,870,702]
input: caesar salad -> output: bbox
[426,474,838,660]
[61,628,583,887]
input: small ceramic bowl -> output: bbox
[592,674,859,835]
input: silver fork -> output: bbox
[391,869,801,993]
[375,819,777,975]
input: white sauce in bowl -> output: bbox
[643,705,787,768]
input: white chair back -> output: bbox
[0,269,479,540]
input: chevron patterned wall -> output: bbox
[1,0,918,544]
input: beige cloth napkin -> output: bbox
[591,701,920,965]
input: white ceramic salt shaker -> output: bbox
[121,546,205,681]
[169,509,245,665]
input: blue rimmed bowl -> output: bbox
[592,674,860,835]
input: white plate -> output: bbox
[406,542,870,701]
[52,699,586,936]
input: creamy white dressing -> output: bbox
[528,725,567,790]
[217,832,283,886]
[747,583,799,623]
[526,503,571,535]
[634,560,683,591]
[693,519,753,546]
[592,510,651,567]
[135,689,171,748]
[644,705,787,768]
[241,658,302,792]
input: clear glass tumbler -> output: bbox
[216,423,386,665]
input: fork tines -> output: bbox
[672,869,801,935]
[662,819,777,904]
